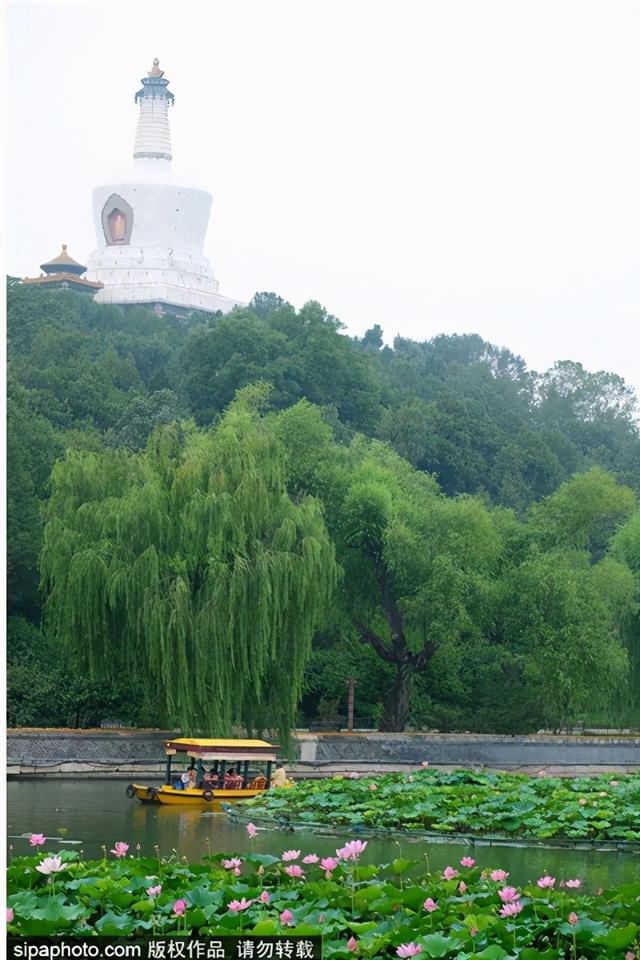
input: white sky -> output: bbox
[5,0,640,397]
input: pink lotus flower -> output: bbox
[499,887,520,903]
[460,857,475,868]
[285,864,304,878]
[280,909,294,925]
[458,881,467,893]
[421,761,429,767]
[565,879,581,889]
[146,885,162,897]
[337,840,368,861]
[443,866,459,880]
[397,944,422,958]
[318,914,325,923]
[423,898,437,912]
[29,834,45,847]
[347,937,358,952]
[568,912,579,925]
[229,898,253,913]
[259,890,270,904]
[303,854,319,864]
[111,842,129,858]
[609,780,619,787]
[36,855,64,875]
[222,858,242,870]
[499,901,523,918]
[369,783,378,791]
[626,953,635,960]
[578,798,586,806]
[347,772,360,780]
[246,823,258,838]
[537,875,555,889]
[490,869,509,882]
[172,899,187,917]
[321,857,339,872]
[281,850,301,861]
[469,928,478,938]
[7,908,14,923]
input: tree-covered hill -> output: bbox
[7,282,640,732]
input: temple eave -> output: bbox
[23,274,104,291]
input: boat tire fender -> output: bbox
[148,787,158,800]
[125,784,136,799]
[203,790,213,802]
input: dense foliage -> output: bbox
[40,390,337,740]
[7,282,640,731]
[242,770,640,842]
[7,843,640,956]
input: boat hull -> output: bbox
[126,783,265,805]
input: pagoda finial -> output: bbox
[148,58,164,78]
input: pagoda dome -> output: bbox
[40,244,87,276]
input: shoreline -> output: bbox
[7,727,640,778]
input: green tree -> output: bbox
[529,467,636,560]
[497,551,631,730]
[610,511,640,717]
[249,291,290,319]
[536,360,640,491]
[182,300,382,432]
[106,389,184,451]
[7,617,148,728]
[40,391,338,740]
[7,383,62,620]
[276,403,500,731]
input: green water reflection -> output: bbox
[7,778,639,890]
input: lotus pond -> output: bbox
[6,777,640,955]
[241,770,640,843]
[6,841,640,957]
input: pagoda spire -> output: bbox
[133,59,174,163]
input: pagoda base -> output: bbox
[86,244,243,315]
[91,283,243,316]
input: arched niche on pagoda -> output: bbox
[101,194,134,245]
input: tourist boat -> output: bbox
[126,738,280,805]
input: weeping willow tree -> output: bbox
[40,393,338,740]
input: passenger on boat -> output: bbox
[201,768,218,789]
[224,767,243,789]
[187,768,197,790]
[271,763,287,788]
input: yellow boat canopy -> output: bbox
[164,738,279,762]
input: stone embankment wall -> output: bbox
[7,730,176,777]
[295,732,640,776]
[7,729,640,777]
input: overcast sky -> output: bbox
[6,0,640,397]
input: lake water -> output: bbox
[7,778,639,890]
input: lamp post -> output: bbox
[346,678,357,733]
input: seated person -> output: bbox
[187,768,197,790]
[271,763,287,788]
[223,767,243,789]
[201,768,218,789]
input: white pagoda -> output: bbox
[85,59,241,315]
